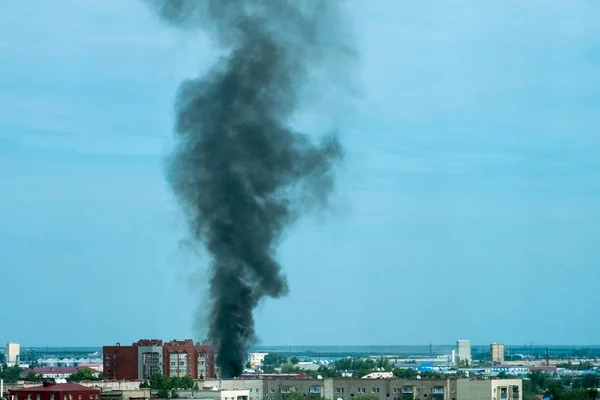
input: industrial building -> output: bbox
[5,342,20,365]
[457,340,472,366]
[9,382,100,400]
[102,339,215,380]
[203,377,522,400]
[490,344,505,364]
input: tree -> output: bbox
[156,389,170,399]
[70,368,95,382]
[581,374,599,389]
[393,368,418,379]
[290,357,299,365]
[170,390,179,399]
[263,353,287,366]
[0,364,24,383]
[282,392,304,400]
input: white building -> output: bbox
[248,353,268,367]
[5,342,20,365]
[457,340,472,366]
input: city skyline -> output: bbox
[1,1,599,346]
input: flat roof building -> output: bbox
[490,344,505,364]
[103,339,215,381]
[457,340,472,366]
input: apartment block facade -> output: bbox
[204,378,521,400]
[457,340,472,366]
[490,344,505,364]
[103,339,215,380]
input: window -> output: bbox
[90,395,93,400]
[171,362,176,366]
[78,396,82,400]
[198,353,206,357]
[270,389,275,393]
[106,361,111,366]
[171,369,177,374]
[27,395,31,400]
[372,388,380,393]
[106,354,111,359]
[69,394,73,400]
[50,395,54,400]
[37,395,41,400]
[199,361,205,365]
[309,387,321,394]
[64,395,67,400]
[179,361,186,366]
[170,354,177,359]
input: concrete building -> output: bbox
[103,339,215,381]
[248,353,268,368]
[203,377,522,400]
[457,379,521,400]
[457,340,472,366]
[490,344,505,364]
[5,343,20,365]
[9,382,100,400]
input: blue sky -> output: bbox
[1,0,599,347]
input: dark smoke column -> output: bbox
[145,0,352,378]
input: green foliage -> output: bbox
[580,374,599,389]
[557,362,595,371]
[156,389,170,399]
[24,372,44,382]
[358,395,381,400]
[70,368,96,382]
[290,357,299,365]
[393,368,418,379]
[0,364,24,383]
[263,353,288,366]
[170,390,179,399]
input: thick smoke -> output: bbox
[145,0,352,378]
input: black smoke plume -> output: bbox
[145,0,352,378]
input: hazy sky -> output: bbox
[1,1,599,347]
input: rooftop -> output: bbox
[10,383,100,393]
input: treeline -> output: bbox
[524,371,599,400]
[139,374,199,399]
[258,354,465,379]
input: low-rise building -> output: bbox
[202,378,522,400]
[9,382,101,400]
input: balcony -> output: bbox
[402,387,414,394]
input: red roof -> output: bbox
[11,383,100,393]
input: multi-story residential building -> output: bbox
[457,379,521,400]
[204,378,522,400]
[490,344,505,364]
[103,339,215,380]
[5,342,20,365]
[457,340,472,366]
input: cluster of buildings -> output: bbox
[2,338,562,400]
[6,376,522,400]
[102,339,215,380]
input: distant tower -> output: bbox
[545,348,550,367]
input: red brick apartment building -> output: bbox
[103,339,215,381]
